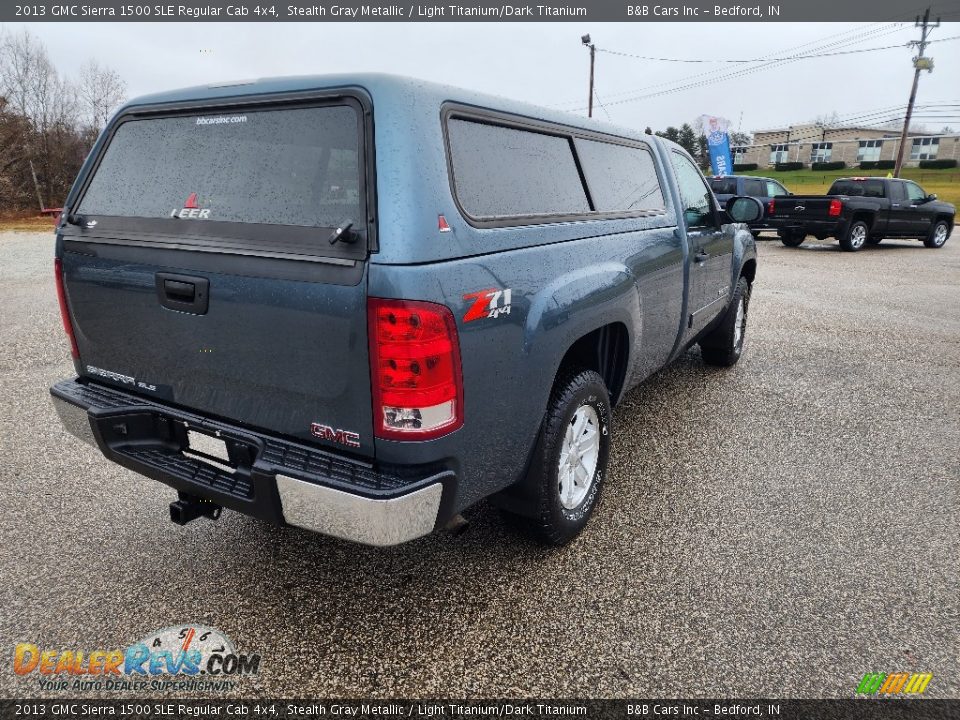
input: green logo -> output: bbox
[856,672,932,695]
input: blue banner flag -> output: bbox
[698,115,734,176]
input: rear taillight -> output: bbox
[767,199,775,215]
[368,298,463,440]
[828,199,843,217]
[54,258,79,360]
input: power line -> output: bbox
[741,105,943,134]
[596,42,907,64]
[559,22,911,111]
[554,23,900,110]
[821,103,959,126]
[592,87,614,121]
[578,25,912,110]
[553,21,908,107]
[593,32,960,65]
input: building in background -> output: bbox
[731,124,960,168]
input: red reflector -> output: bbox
[828,199,843,217]
[54,258,79,360]
[438,215,451,233]
[368,298,463,440]
[767,199,775,215]
[184,192,198,209]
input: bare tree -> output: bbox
[77,59,126,131]
[2,29,52,124]
[0,28,83,209]
[813,111,841,127]
[0,27,126,212]
[0,28,77,131]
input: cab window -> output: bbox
[905,181,927,203]
[447,119,590,218]
[766,181,789,197]
[742,178,766,197]
[709,177,738,195]
[670,152,714,228]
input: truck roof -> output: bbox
[77,73,684,267]
[711,175,779,182]
[119,72,652,143]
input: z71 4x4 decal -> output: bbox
[463,288,512,323]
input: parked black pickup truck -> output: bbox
[766,177,955,251]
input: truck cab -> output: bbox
[709,175,791,233]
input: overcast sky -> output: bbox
[6,21,960,135]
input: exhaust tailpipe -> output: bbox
[444,513,469,536]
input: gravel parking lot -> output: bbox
[0,230,957,699]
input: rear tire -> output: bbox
[840,220,869,252]
[924,220,950,248]
[509,369,611,545]
[779,231,804,247]
[700,277,750,368]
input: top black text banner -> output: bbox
[4,0,957,23]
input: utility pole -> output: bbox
[582,34,596,118]
[894,7,939,177]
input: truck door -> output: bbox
[669,151,732,337]
[886,180,909,236]
[903,180,936,237]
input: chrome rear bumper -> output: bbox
[50,380,450,546]
[276,475,443,546]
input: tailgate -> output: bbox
[57,95,377,457]
[767,196,838,222]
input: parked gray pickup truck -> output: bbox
[50,74,761,546]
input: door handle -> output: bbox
[695,250,710,263]
[163,279,195,300]
[156,273,209,315]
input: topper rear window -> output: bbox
[73,102,368,261]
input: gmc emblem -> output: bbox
[310,423,361,448]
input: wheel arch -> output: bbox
[523,261,640,407]
[850,211,876,230]
[555,322,631,406]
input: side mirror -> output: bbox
[725,196,763,223]
[927,193,937,202]
[683,208,704,227]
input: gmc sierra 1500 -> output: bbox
[50,74,762,546]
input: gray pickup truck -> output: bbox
[50,74,761,546]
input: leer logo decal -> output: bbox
[463,288,512,322]
[170,192,210,220]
